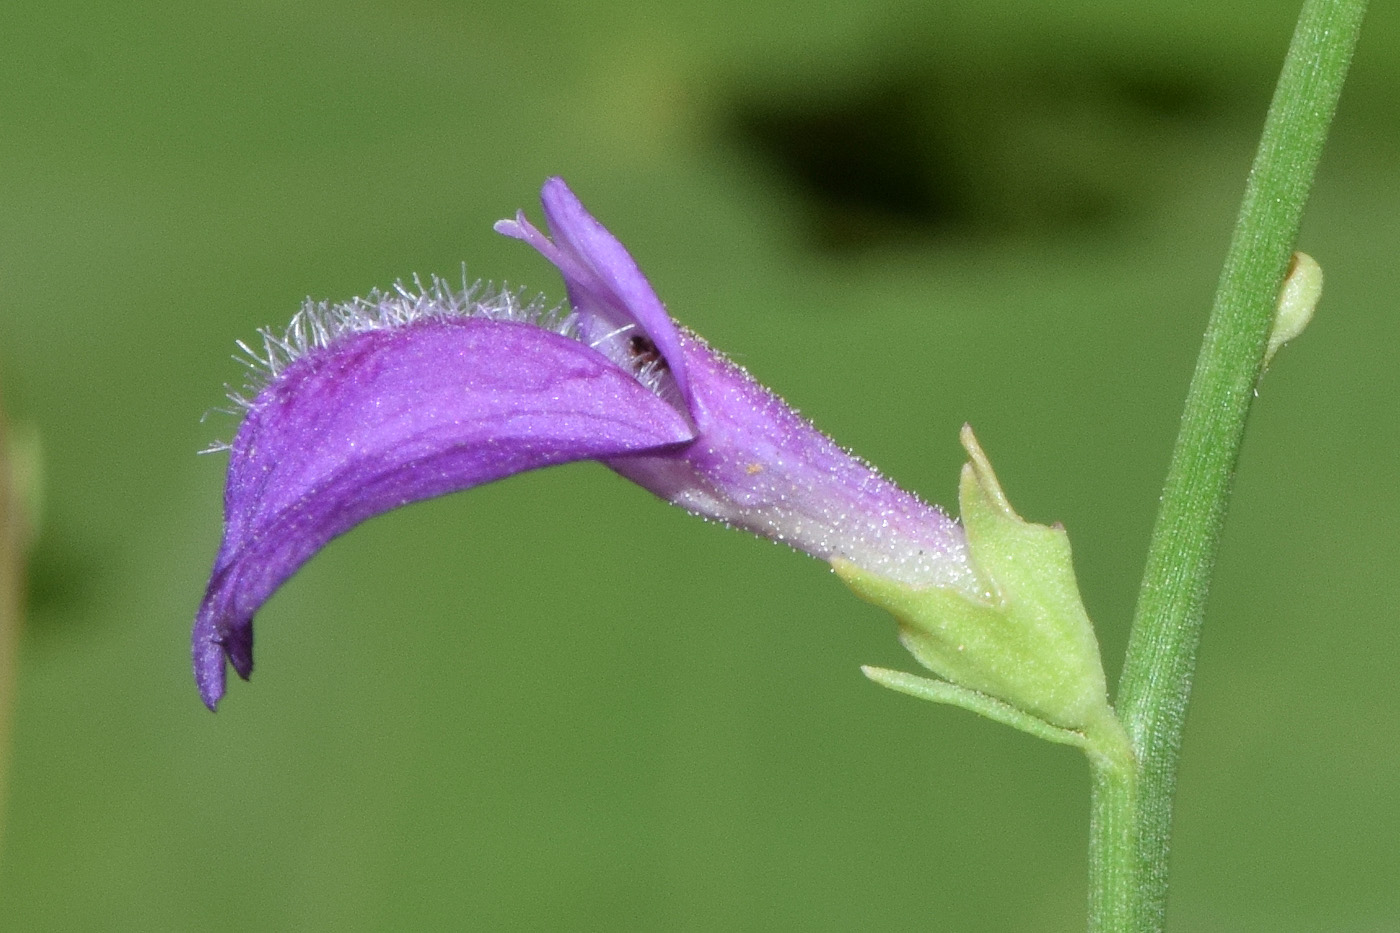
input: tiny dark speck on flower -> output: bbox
[627,334,667,373]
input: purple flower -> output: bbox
[192,178,976,710]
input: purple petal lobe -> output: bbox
[193,317,693,710]
[502,180,977,593]
[497,178,693,412]
[609,333,980,594]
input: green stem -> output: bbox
[1088,748,1138,933]
[1111,0,1367,929]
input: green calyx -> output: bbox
[836,426,1128,760]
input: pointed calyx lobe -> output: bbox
[837,427,1122,750]
[193,177,972,710]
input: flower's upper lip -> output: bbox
[495,177,696,418]
[192,314,695,710]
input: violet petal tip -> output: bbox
[193,640,227,712]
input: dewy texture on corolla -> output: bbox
[192,177,982,710]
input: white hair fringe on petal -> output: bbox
[200,269,572,453]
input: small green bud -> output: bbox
[836,426,1122,750]
[1265,251,1321,368]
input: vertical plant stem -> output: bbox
[1088,750,1138,933]
[1111,0,1367,929]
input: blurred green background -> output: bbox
[2,0,1397,929]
